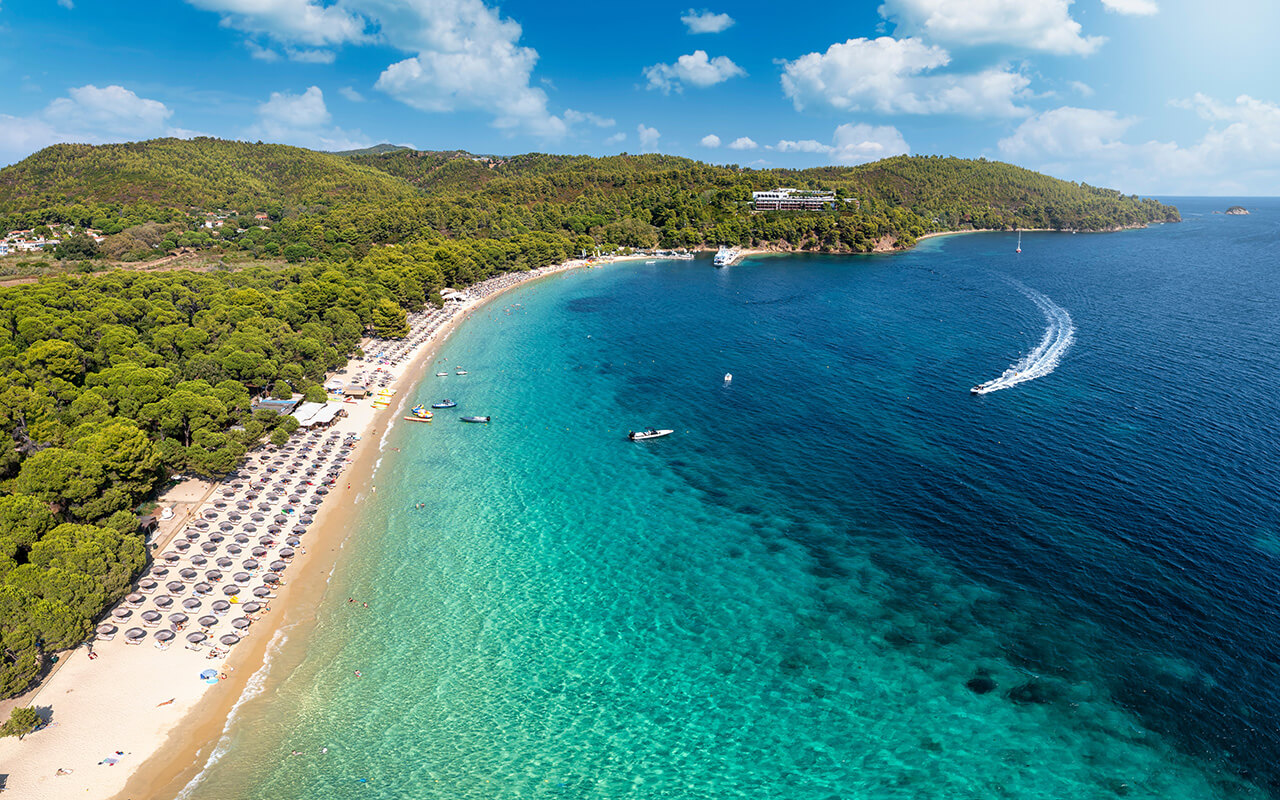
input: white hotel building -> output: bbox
[752,188,837,211]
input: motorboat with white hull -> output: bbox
[628,428,673,441]
[713,247,741,267]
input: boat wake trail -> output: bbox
[972,281,1075,394]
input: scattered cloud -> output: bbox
[564,109,616,128]
[772,123,909,164]
[681,9,734,34]
[644,50,745,94]
[700,134,721,147]
[1069,80,1094,97]
[246,40,281,61]
[286,47,335,63]
[57,0,74,8]
[728,136,758,150]
[44,84,173,136]
[780,37,1030,117]
[879,0,1103,55]
[604,131,626,144]
[0,84,180,166]
[1101,0,1158,15]
[188,0,582,139]
[249,85,370,151]
[185,0,368,47]
[831,123,910,163]
[998,95,1280,193]
[339,86,365,102]
[637,123,660,151]
[775,138,830,153]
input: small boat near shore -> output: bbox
[455,369,468,375]
[431,400,457,409]
[628,428,673,441]
[435,372,448,377]
[714,247,741,267]
[460,416,490,423]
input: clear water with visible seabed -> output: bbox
[184,198,1280,800]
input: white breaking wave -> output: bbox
[972,281,1075,394]
[174,627,291,799]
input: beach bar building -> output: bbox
[752,188,837,211]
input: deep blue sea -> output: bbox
[185,198,1280,799]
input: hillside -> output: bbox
[0,137,415,212]
[0,139,1178,263]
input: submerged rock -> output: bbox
[965,671,997,695]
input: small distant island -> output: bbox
[1226,206,1249,215]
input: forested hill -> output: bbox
[0,138,414,212]
[0,140,1178,259]
[0,139,1178,699]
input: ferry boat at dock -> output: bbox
[713,247,741,267]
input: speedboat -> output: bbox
[460,416,490,423]
[431,400,457,409]
[723,373,732,383]
[628,428,673,441]
[435,372,448,377]
[455,369,468,375]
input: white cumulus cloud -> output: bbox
[564,109,616,128]
[250,85,370,151]
[605,131,626,145]
[879,0,1104,55]
[44,84,173,136]
[998,95,1280,194]
[186,0,368,46]
[0,84,182,166]
[780,37,1030,117]
[728,136,757,150]
[1101,0,1158,15]
[831,123,910,163]
[187,0,588,139]
[700,134,721,148]
[770,124,909,165]
[681,9,734,33]
[339,86,365,102]
[644,50,745,93]
[776,139,830,154]
[637,124,660,151]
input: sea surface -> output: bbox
[184,198,1280,799]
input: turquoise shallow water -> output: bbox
[186,199,1280,799]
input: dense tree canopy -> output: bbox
[0,138,1180,699]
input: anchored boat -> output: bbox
[628,428,673,441]
[431,399,457,409]
[460,416,490,423]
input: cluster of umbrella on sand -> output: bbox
[94,263,574,660]
[95,429,355,657]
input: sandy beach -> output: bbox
[0,257,599,800]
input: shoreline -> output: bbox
[118,258,598,800]
[0,257,598,800]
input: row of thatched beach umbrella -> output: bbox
[97,425,357,653]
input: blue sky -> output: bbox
[1,0,1277,194]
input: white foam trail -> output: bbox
[972,281,1075,394]
[174,626,292,799]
